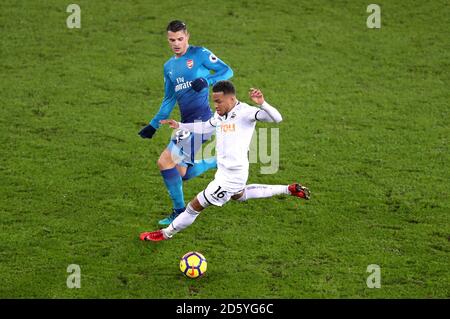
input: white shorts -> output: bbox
[197,178,245,207]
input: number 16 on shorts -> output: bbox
[198,180,236,207]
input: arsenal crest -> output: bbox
[186,59,194,69]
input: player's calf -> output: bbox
[141,201,205,242]
[234,183,310,201]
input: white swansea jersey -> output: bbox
[209,101,260,187]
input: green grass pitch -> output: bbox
[0,0,449,298]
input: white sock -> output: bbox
[162,203,200,238]
[238,184,289,201]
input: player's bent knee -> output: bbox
[192,196,207,211]
[232,191,246,202]
[157,149,176,169]
[196,192,212,209]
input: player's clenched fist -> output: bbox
[191,77,208,92]
[249,88,265,105]
[138,124,157,139]
[160,119,180,129]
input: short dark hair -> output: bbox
[166,20,187,33]
[212,80,236,95]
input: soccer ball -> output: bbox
[179,252,207,279]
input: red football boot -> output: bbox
[288,183,310,200]
[139,229,167,241]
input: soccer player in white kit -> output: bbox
[140,80,310,241]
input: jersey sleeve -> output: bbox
[178,111,220,134]
[199,48,233,86]
[149,67,177,129]
[243,106,261,122]
[178,118,216,134]
[245,102,283,123]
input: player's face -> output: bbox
[167,31,189,56]
[212,92,235,116]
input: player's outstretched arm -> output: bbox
[160,118,217,134]
[160,119,179,129]
[149,71,177,129]
[249,88,283,123]
[139,69,177,139]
